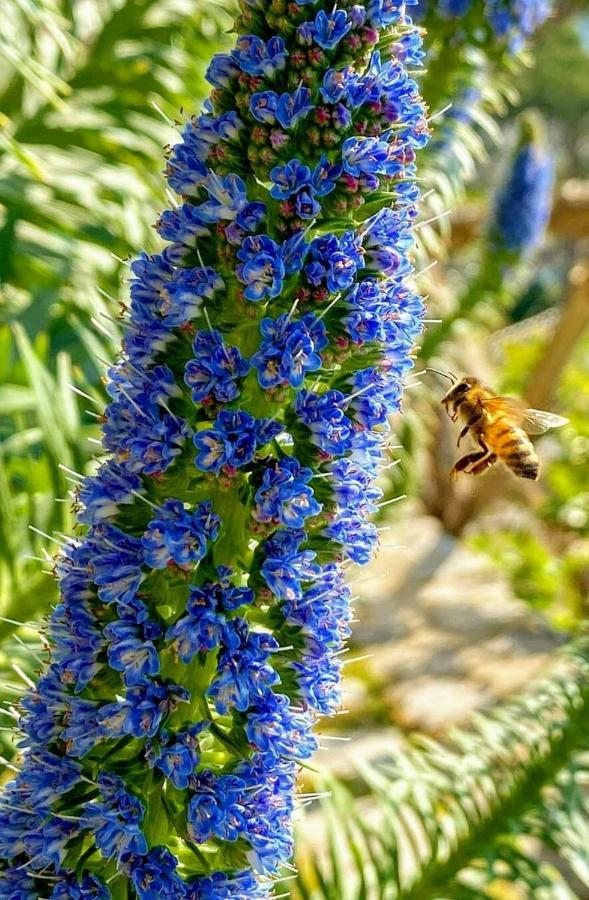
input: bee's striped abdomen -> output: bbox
[488,420,539,480]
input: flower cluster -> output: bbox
[0,0,428,896]
[413,0,551,51]
[492,115,554,253]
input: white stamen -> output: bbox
[427,102,452,123]
[90,315,114,339]
[151,100,175,127]
[377,493,406,508]
[66,383,101,406]
[343,652,374,666]
[130,489,159,510]
[379,458,402,472]
[111,252,131,266]
[119,386,148,418]
[159,398,179,423]
[28,526,68,547]
[415,209,451,231]
[411,259,438,280]
[96,286,119,305]
[284,298,299,325]
[11,663,35,688]
[58,463,85,482]
[13,634,44,664]
[316,292,341,321]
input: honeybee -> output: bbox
[433,372,568,480]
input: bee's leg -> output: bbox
[467,453,497,476]
[450,449,488,479]
[457,425,469,447]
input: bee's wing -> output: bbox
[519,409,569,434]
[482,396,569,434]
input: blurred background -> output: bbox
[1,1,589,896]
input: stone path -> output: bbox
[321,510,565,775]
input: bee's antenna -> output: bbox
[426,367,456,383]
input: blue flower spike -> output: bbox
[492,111,554,254]
[0,0,429,896]
[413,0,551,52]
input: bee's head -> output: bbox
[441,376,478,409]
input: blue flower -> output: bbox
[280,231,309,274]
[290,651,342,714]
[293,389,355,456]
[205,53,240,88]
[260,529,321,600]
[295,189,321,219]
[127,846,187,899]
[208,620,280,713]
[269,159,311,200]
[232,35,288,77]
[342,135,398,176]
[81,774,148,863]
[184,330,250,404]
[187,772,247,843]
[105,605,162,687]
[129,251,174,325]
[311,155,343,196]
[146,724,208,789]
[249,90,279,124]
[306,232,363,292]
[237,200,267,232]
[78,460,142,525]
[240,252,285,301]
[23,817,78,870]
[194,410,281,474]
[50,874,110,899]
[321,67,354,103]
[366,0,406,27]
[51,601,104,692]
[275,86,314,129]
[236,235,285,301]
[0,868,37,899]
[251,312,328,390]
[245,692,318,760]
[89,525,144,608]
[7,752,81,812]
[185,869,273,899]
[165,144,208,197]
[197,173,250,223]
[160,266,224,326]
[253,456,322,527]
[166,574,253,664]
[155,204,209,247]
[328,457,382,513]
[142,499,220,569]
[282,563,352,652]
[98,682,189,741]
[324,511,378,564]
[311,10,352,50]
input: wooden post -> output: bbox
[525,262,589,409]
